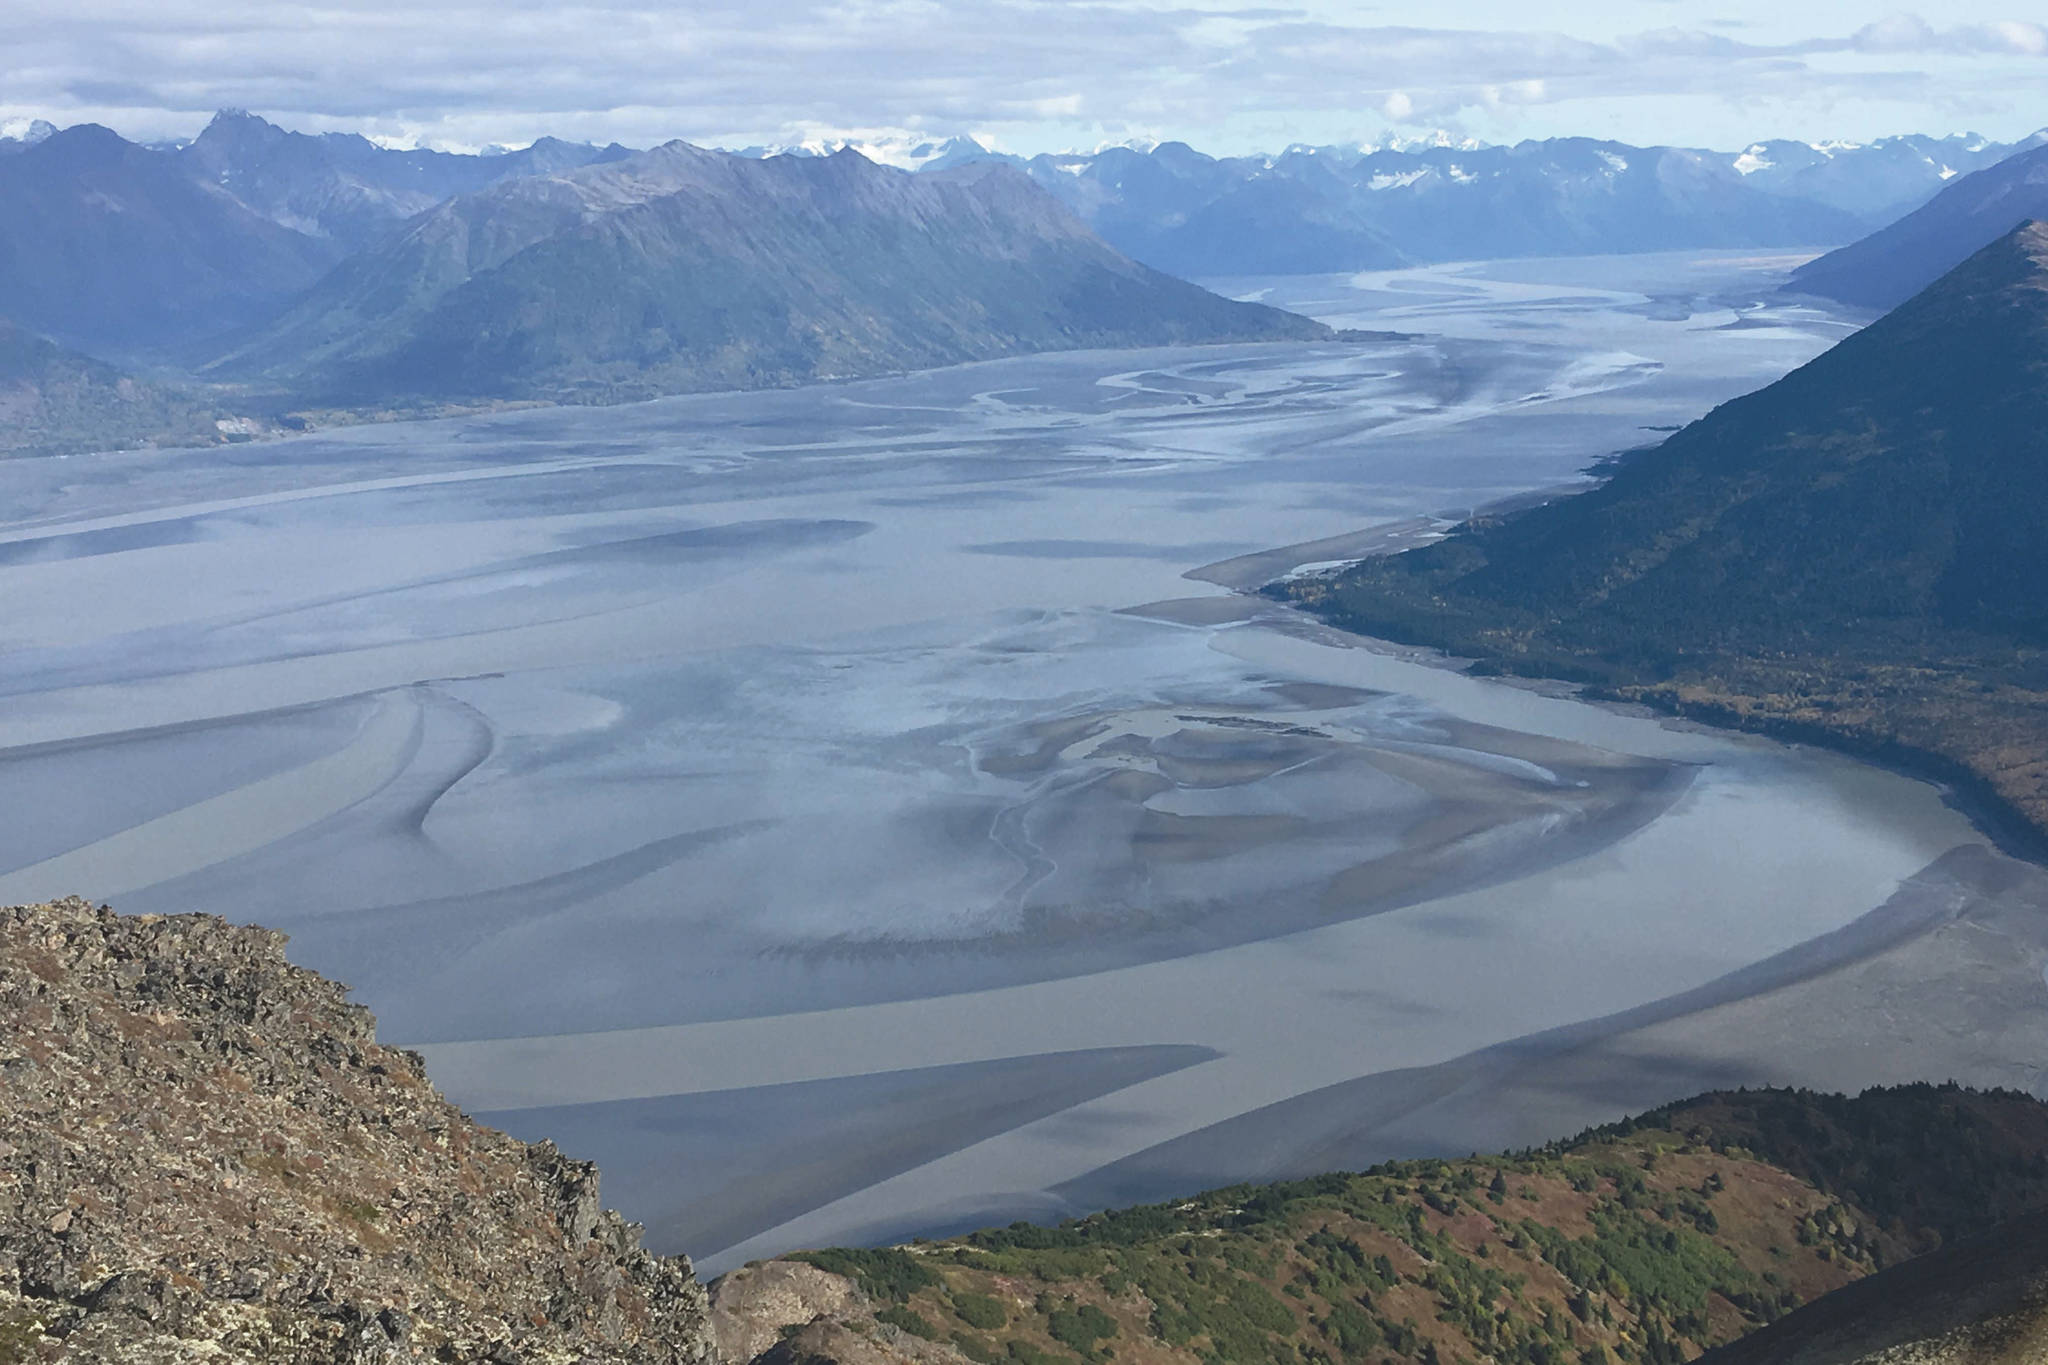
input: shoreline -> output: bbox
[1619,696,2048,869]
[1207,525,2048,876]
[7,334,1362,463]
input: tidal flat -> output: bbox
[1,251,2031,1275]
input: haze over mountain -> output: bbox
[2,111,2037,375]
[1789,141,2048,311]
[204,140,1325,404]
[0,323,224,457]
[157,112,2046,288]
[0,124,342,357]
[2,110,2045,450]
[880,130,2047,278]
[1287,219,2048,842]
[176,109,634,252]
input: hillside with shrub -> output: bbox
[726,1085,2048,1365]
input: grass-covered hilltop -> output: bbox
[11,895,2048,1363]
[1280,219,2048,848]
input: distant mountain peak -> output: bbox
[0,117,57,144]
[25,122,136,168]
[194,108,293,149]
[209,138,1325,404]
[1788,142,2048,309]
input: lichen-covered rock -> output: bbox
[0,897,718,1364]
[751,1318,969,1365]
[707,1262,862,1365]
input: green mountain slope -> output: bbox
[209,143,1328,405]
[1282,220,2048,843]
[716,1085,2048,1365]
[0,323,225,457]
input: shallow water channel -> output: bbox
[0,250,1983,1273]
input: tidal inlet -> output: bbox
[0,252,1988,1274]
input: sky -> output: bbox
[2,0,2045,157]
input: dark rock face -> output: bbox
[0,897,717,1364]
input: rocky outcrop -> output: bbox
[707,1263,860,1364]
[706,1262,962,1365]
[750,1318,968,1365]
[0,897,717,1364]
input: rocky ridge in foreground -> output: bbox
[0,897,716,1364]
[11,893,2048,1365]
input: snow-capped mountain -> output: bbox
[900,130,2048,276]
[1727,133,2048,224]
[0,119,58,154]
[729,134,1020,172]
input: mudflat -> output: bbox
[2,251,2027,1274]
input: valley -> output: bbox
[7,250,2045,1284]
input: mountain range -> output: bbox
[0,114,1322,435]
[202,142,1324,404]
[177,108,635,253]
[25,114,2030,297]
[5,111,2042,362]
[785,128,2046,278]
[2,110,2046,451]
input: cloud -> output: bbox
[0,2,2042,154]
[1841,13,2048,54]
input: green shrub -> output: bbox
[877,1304,940,1340]
[955,1292,1009,1331]
[1320,1302,1382,1358]
[790,1247,938,1302]
[1046,1303,1117,1354]
[1007,1342,1074,1365]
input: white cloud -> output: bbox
[1982,19,2048,54]
[0,2,2043,155]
